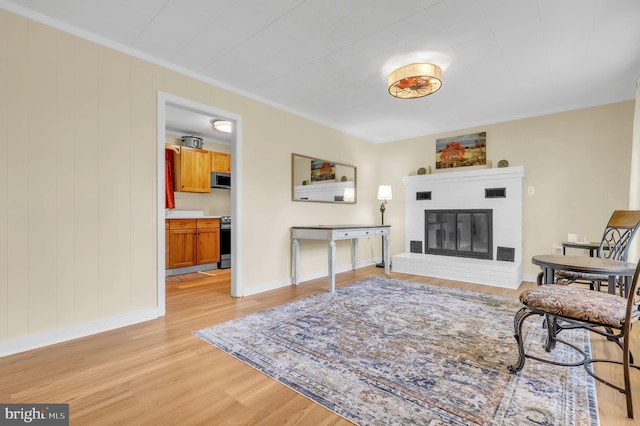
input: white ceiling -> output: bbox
[4,0,640,143]
[165,104,234,144]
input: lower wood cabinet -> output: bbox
[167,218,220,269]
[165,220,170,267]
[195,219,220,265]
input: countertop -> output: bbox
[165,210,222,220]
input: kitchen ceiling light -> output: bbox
[211,119,232,133]
[388,63,442,99]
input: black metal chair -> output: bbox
[509,260,640,418]
[554,210,640,295]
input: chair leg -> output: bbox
[624,330,634,418]
[594,280,601,292]
[508,307,538,373]
[544,314,558,351]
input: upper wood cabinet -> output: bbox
[211,152,231,173]
[175,146,211,193]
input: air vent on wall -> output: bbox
[497,246,515,262]
[416,191,432,200]
[410,241,423,253]
[485,187,506,198]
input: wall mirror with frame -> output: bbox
[291,153,357,203]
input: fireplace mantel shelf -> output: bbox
[403,165,524,184]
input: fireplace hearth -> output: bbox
[425,209,492,260]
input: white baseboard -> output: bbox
[0,308,162,358]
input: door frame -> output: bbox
[156,92,243,313]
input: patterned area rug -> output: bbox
[194,277,599,425]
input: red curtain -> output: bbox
[165,149,175,209]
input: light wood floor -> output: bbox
[1,266,639,425]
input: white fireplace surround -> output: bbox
[392,166,525,288]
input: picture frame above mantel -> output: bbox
[291,153,357,203]
[436,131,486,169]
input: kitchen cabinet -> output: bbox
[196,218,220,265]
[174,146,211,193]
[165,220,170,267]
[168,219,197,268]
[210,151,231,173]
[166,218,220,269]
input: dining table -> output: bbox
[531,254,637,296]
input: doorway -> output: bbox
[157,92,243,314]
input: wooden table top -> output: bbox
[532,254,636,275]
[291,224,390,230]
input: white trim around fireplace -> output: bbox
[393,166,525,288]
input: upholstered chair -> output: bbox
[510,260,640,418]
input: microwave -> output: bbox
[211,172,231,189]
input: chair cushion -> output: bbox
[519,285,627,328]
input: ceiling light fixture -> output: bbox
[211,119,232,133]
[388,63,442,99]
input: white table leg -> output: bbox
[328,240,336,292]
[383,234,390,275]
[351,238,358,270]
[292,237,300,285]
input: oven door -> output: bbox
[219,227,231,269]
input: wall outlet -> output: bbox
[527,186,535,195]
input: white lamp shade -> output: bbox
[343,187,355,202]
[377,185,392,201]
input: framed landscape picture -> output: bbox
[435,132,486,169]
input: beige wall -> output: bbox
[0,9,635,351]
[0,10,378,347]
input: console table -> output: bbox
[561,241,602,257]
[291,225,391,292]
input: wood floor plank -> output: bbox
[0,267,638,425]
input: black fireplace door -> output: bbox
[425,210,492,260]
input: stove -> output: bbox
[219,216,231,269]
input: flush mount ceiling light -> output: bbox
[388,63,442,99]
[211,119,232,133]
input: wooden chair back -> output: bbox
[599,210,640,261]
